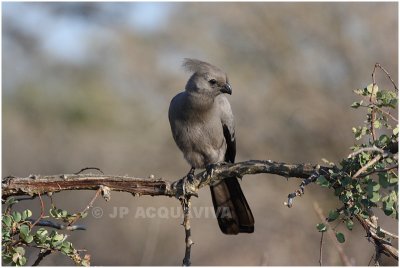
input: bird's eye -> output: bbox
[209,79,217,85]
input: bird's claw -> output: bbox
[206,162,225,178]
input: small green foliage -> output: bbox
[49,206,86,224]
[327,210,340,222]
[345,219,354,230]
[2,199,90,266]
[335,232,346,243]
[317,78,398,247]
[12,211,22,223]
[21,210,32,221]
[316,223,327,232]
[316,175,330,188]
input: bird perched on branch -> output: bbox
[168,58,254,234]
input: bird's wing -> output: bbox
[217,95,236,163]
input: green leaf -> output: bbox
[12,211,22,222]
[316,223,327,232]
[14,247,25,255]
[2,215,12,227]
[327,210,340,222]
[393,127,398,135]
[340,176,352,187]
[367,180,380,193]
[345,219,354,230]
[336,232,345,243]
[5,197,18,207]
[23,234,34,243]
[36,228,48,238]
[50,208,58,218]
[316,175,330,188]
[373,120,382,129]
[351,101,361,108]
[21,209,32,221]
[379,173,390,188]
[19,224,30,236]
[61,241,73,254]
[18,256,27,266]
[52,233,64,242]
[12,253,20,264]
[369,192,381,203]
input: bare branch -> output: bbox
[355,215,398,261]
[30,194,45,228]
[319,231,324,266]
[68,187,102,226]
[1,160,320,200]
[373,63,398,91]
[181,197,193,266]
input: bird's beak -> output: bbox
[220,83,232,95]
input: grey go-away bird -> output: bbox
[168,58,254,234]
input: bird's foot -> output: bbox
[186,167,195,183]
[205,162,226,178]
[181,167,198,198]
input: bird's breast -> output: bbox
[173,118,226,168]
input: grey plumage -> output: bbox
[169,58,254,234]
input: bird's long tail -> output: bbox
[210,177,254,234]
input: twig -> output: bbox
[368,252,375,266]
[359,165,398,179]
[27,219,86,231]
[355,215,398,260]
[285,167,329,208]
[373,63,398,91]
[364,218,399,239]
[30,194,45,228]
[74,167,104,175]
[181,197,193,266]
[32,249,52,266]
[374,243,382,266]
[347,147,384,159]
[319,231,324,266]
[313,202,352,266]
[68,187,102,226]
[373,105,398,123]
[352,154,383,179]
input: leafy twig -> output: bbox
[313,202,352,266]
[347,146,384,159]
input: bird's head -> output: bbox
[183,58,232,97]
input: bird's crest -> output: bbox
[182,58,220,74]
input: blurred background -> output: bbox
[2,2,398,266]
